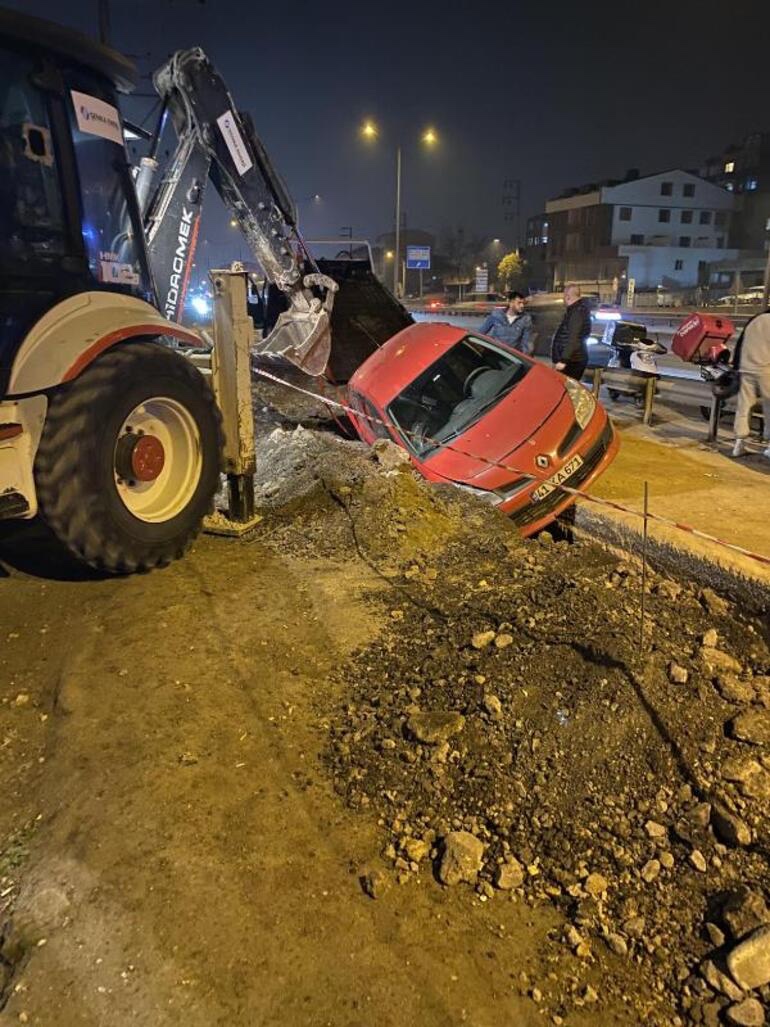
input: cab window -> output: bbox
[350,391,390,440]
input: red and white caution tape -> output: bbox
[253,366,770,570]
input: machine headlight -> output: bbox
[564,377,596,429]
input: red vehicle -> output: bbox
[348,323,619,534]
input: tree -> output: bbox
[497,251,528,292]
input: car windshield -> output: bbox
[387,335,530,458]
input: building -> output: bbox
[702,132,770,252]
[540,169,737,297]
[524,213,550,290]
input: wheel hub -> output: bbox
[115,432,166,483]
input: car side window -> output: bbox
[350,391,390,440]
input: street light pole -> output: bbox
[394,145,402,297]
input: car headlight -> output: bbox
[450,481,503,506]
[564,377,596,429]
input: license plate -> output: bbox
[531,454,584,502]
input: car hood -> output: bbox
[421,364,568,485]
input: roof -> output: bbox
[350,322,467,405]
[0,7,136,92]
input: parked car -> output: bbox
[348,323,619,534]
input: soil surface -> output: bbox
[0,372,768,1027]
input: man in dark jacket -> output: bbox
[479,291,535,354]
[551,284,592,380]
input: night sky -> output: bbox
[6,0,770,263]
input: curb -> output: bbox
[573,502,770,613]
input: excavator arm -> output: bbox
[143,47,337,376]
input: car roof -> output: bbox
[350,321,468,406]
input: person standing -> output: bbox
[551,284,592,380]
[732,309,770,459]
[479,291,535,354]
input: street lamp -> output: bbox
[361,119,439,296]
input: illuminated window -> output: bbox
[746,178,758,191]
[724,161,735,173]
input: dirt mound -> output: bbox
[325,530,770,1025]
[253,426,516,568]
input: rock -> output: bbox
[718,677,757,704]
[721,758,770,800]
[727,926,770,990]
[712,806,752,848]
[403,837,430,864]
[471,630,496,650]
[438,832,485,886]
[406,711,465,745]
[494,633,514,649]
[703,628,719,648]
[605,932,628,957]
[702,648,743,676]
[701,959,745,1001]
[690,849,708,873]
[645,820,668,840]
[13,693,30,708]
[706,922,726,948]
[660,851,675,870]
[641,859,661,883]
[722,889,770,942]
[583,984,598,1004]
[701,587,729,616]
[371,438,411,470]
[729,710,770,746]
[623,916,646,939]
[726,998,765,1026]
[360,868,390,899]
[495,859,524,891]
[584,872,608,897]
[668,662,689,685]
[483,694,503,720]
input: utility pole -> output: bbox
[97,0,111,44]
[394,146,402,297]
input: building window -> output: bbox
[619,206,632,221]
[715,211,727,226]
[724,161,735,173]
[658,209,671,223]
[681,210,693,224]
[679,236,691,247]
[716,237,724,249]
[725,182,734,192]
[630,234,645,245]
[683,183,695,197]
[674,260,684,270]
[660,181,673,196]
[746,178,759,191]
[699,211,712,225]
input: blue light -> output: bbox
[191,295,210,317]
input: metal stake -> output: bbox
[639,481,649,655]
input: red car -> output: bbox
[348,322,619,534]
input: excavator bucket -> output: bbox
[260,258,413,382]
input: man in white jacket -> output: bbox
[732,310,770,459]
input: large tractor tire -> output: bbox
[34,341,222,573]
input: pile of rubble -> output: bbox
[320,497,770,1025]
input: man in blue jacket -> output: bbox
[479,291,535,354]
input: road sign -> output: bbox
[406,245,431,270]
[475,266,489,293]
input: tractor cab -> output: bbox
[0,8,153,396]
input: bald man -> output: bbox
[551,284,592,381]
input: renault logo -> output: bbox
[536,455,550,469]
